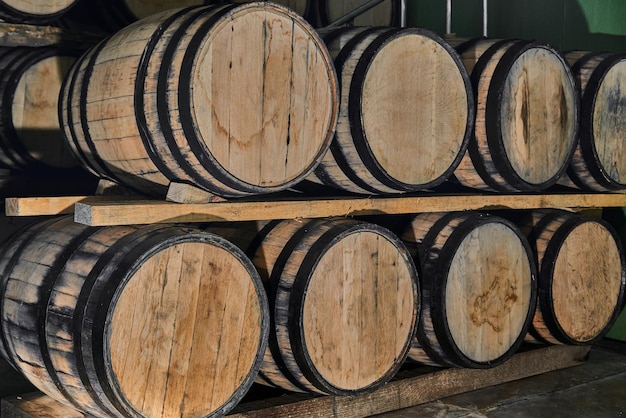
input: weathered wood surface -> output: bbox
[400,212,535,368]
[207,218,418,396]
[6,192,626,225]
[60,4,338,198]
[311,26,472,194]
[0,22,102,48]
[454,39,579,192]
[1,345,591,418]
[561,52,626,191]
[514,210,626,345]
[0,218,269,417]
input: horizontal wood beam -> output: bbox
[6,193,626,226]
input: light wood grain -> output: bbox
[302,228,417,391]
[1,0,75,15]
[500,47,577,185]
[62,4,337,198]
[521,210,626,345]
[0,22,102,48]
[445,222,533,363]
[110,242,265,417]
[207,218,418,395]
[22,193,621,226]
[402,212,535,368]
[0,218,268,417]
[455,40,578,192]
[562,52,626,191]
[314,27,471,194]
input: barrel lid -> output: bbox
[103,229,268,417]
[181,2,338,191]
[352,27,473,189]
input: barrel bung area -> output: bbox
[0,0,626,417]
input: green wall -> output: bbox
[407,0,626,52]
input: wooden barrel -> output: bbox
[307,27,473,194]
[206,217,419,395]
[0,0,78,23]
[0,217,269,417]
[0,47,79,172]
[513,209,626,345]
[399,211,536,368]
[317,0,403,27]
[60,4,338,198]
[452,38,579,192]
[64,1,314,33]
[557,52,626,191]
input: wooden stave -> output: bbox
[0,0,78,24]
[206,217,420,396]
[400,211,537,368]
[0,217,270,418]
[60,4,338,198]
[310,26,474,195]
[453,38,580,192]
[515,209,626,345]
[561,52,626,191]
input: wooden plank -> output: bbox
[0,345,590,418]
[0,22,103,49]
[4,196,140,217]
[64,193,626,226]
[1,393,83,418]
[228,345,590,417]
[6,193,626,225]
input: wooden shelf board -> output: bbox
[5,192,626,226]
[0,22,103,48]
[0,345,591,418]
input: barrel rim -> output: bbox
[418,211,537,368]
[534,211,626,345]
[177,2,339,195]
[578,52,626,189]
[0,0,78,23]
[286,218,419,395]
[346,26,475,192]
[486,40,580,191]
[94,226,270,417]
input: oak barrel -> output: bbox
[206,217,419,395]
[0,0,78,23]
[317,0,403,27]
[399,211,537,368]
[64,1,314,32]
[0,217,269,417]
[558,51,626,191]
[452,38,579,192]
[0,47,79,172]
[60,4,338,198]
[308,27,473,194]
[512,210,626,345]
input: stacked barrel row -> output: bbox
[1,207,624,417]
[2,5,625,198]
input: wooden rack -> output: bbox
[1,345,591,418]
[5,191,626,226]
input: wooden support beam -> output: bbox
[5,193,626,226]
[1,345,591,418]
